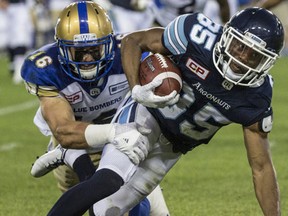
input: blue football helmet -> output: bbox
[213,7,284,86]
[55,1,115,82]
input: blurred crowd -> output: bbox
[0,0,73,84]
[0,0,287,84]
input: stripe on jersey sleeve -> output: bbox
[163,14,189,55]
[24,81,59,97]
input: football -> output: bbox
[139,53,182,96]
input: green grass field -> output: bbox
[0,56,287,216]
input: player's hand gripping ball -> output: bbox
[139,53,182,96]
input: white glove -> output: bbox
[110,123,151,165]
[132,79,180,108]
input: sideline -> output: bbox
[0,100,38,116]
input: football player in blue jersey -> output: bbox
[115,7,283,215]
[33,6,284,216]
[21,1,171,215]
[110,7,284,215]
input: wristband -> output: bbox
[84,124,115,148]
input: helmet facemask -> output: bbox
[58,33,114,82]
[213,26,278,86]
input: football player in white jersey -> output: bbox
[96,0,155,34]
[41,7,283,216]
[5,0,33,84]
[203,0,239,24]
[22,1,170,215]
[151,0,231,27]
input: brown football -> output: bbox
[139,53,182,96]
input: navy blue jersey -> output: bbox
[149,13,273,153]
[21,35,130,124]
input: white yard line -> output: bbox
[0,100,38,150]
[0,100,38,116]
[0,142,18,152]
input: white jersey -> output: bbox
[5,1,33,48]
[59,75,129,123]
[33,73,129,136]
[203,0,239,24]
[109,5,154,34]
[151,0,206,26]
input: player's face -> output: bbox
[228,38,263,75]
[70,46,103,70]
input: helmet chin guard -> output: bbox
[213,7,284,87]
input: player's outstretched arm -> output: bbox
[40,96,150,164]
[243,122,280,216]
[39,96,91,149]
[216,0,230,23]
[40,96,120,150]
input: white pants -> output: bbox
[91,99,182,215]
[93,134,181,215]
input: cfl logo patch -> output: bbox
[186,58,209,80]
